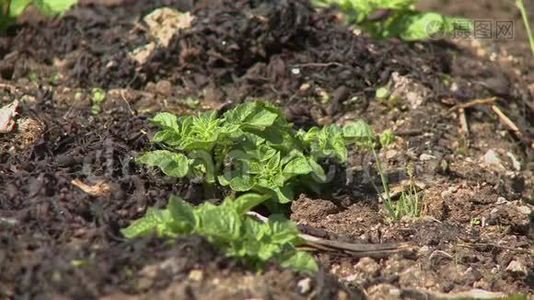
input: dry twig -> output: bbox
[246,212,415,258]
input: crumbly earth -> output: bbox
[0,0,532,299]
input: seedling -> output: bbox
[312,0,470,41]
[126,102,394,273]
[343,122,396,216]
[90,88,106,115]
[375,86,390,101]
[470,217,481,226]
[390,163,421,220]
[137,101,369,204]
[0,0,77,32]
[122,193,318,274]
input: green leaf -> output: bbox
[375,86,390,100]
[379,129,395,148]
[232,193,270,214]
[274,186,293,203]
[121,208,173,238]
[9,0,33,17]
[167,195,195,233]
[195,203,242,241]
[246,109,279,128]
[152,112,179,129]
[283,155,313,179]
[32,0,77,16]
[280,252,319,274]
[123,195,317,274]
[137,150,190,178]
[343,120,376,150]
[229,175,254,192]
[268,214,301,245]
[308,158,327,183]
[395,12,448,41]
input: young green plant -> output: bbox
[343,121,396,216]
[312,0,470,41]
[125,101,387,273]
[122,193,318,274]
[390,162,421,220]
[137,101,357,204]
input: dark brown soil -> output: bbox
[0,0,532,299]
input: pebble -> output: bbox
[496,197,508,205]
[188,270,204,281]
[481,149,505,171]
[419,153,436,161]
[297,278,312,294]
[516,205,532,215]
[506,260,527,276]
[354,257,381,277]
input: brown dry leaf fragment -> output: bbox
[144,8,194,47]
[71,179,112,198]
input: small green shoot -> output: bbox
[390,162,421,220]
[122,194,318,274]
[343,122,396,216]
[312,0,471,41]
[375,86,390,101]
[516,0,534,56]
[470,217,481,226]
[90,88,106,115]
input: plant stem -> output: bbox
[516,0,534,56]
[372,148,393,216]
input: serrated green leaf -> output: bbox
[195,203,242,241]
[343,120,376,150]
[123,195,317,274]
[283,155,313,178]
[137,150,190,178]
[153,112,179,129]
[167,195,195,233]
[121,208,172,238]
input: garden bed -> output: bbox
[0,0,532,299]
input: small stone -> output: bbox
[188,270,203,281]
[506,152,521,171]
[419,153,436,161]
[367,284,401,300]
[385,149,398,160]
[354,257,380,277]
[156,80,173,96]
[481,149,505,171]
[496,197,508,205]
[297,278,312,294]
[506,260,527,276]
[417,245,431,257]
[516,205,532,215]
